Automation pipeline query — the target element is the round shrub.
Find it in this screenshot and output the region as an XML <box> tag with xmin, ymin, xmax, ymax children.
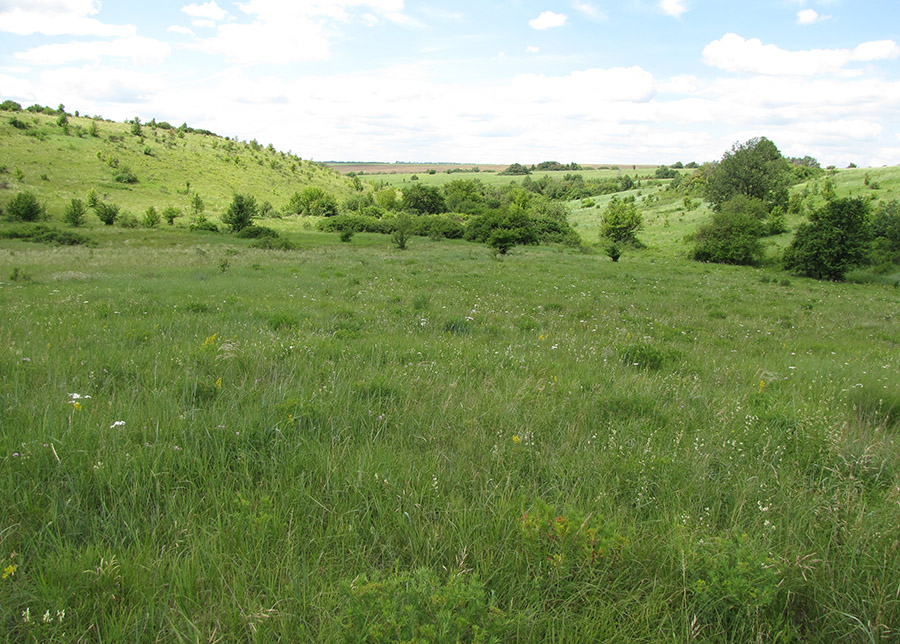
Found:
<box><xmin>5</xmin><ymin>191</ymin><xmax>43</xmax><ymax>222</ymax></box>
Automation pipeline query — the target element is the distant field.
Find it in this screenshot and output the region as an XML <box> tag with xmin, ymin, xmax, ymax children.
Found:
<box><xmin>326</xmin><ymin>162</ymin><xmax>660</xmax><ymax>175</ymax></box>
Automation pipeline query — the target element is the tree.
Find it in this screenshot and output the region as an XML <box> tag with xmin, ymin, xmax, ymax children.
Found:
<box><xmin>401</xmin><ymin>184</ymin><xmax>446</xmax><ymax>215</ymax></box>
<box><xmin>94</xmin><ymin>201</ymin><xmax>120</xmax><ymax>226</ymax></box>
<box><xmin>499</xmin><ymin>163</ymin><xmax>531</xmax><ymax>176</ymax></box>
<box><xmin>222</xmin><ymin>193</ymin><xmax>258</xmax><ymax>232</ymax></box>
<box><xmin>706</xmin><ymin>137</ymin><xmax>791</xmax><ymax>213</ymax></box>
<box><xmin>783</xmin><ymin>197</ymin><xmax>871</xmax><ymax>280</ymax></box>
<box><xmin>600</xmin><ymin>196</ymin><xmax>643</xmax><ymax>245</ymax></box>
<box><xmin>190</xmin><ymin>193</ymin><xmax>205</xmax><ymax>218</ymax></box>
<box><xmin>5</xmin><ymin>191</ymin><xmax>44</xmax><ymax>222</ymax></box>
<box><xmin>285</xmin><ymin>187</ymin><xmax>338</xmax><ymax>217</ymax></box>
<box><xmin>63</xmin><ymin>198</ymin><xmax>87</xmax><ymax>227</ymax></box>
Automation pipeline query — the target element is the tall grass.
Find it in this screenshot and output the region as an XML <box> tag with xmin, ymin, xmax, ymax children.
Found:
<box><xmin>1</xmin><ymin>232</ymin><xmax>898</xmax><ymax>642</ymax></box>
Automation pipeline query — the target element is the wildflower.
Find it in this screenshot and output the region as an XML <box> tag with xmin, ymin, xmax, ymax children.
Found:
<box><xmin>22</xmin><ymin>608</ymin><xmax>30</xmax><ymax>623</ymax></box>
<box><xmin>110</xmin><ymin>420</ymin><xmax>125</xmax><ymax>429</ymax></box>
<box><xmin>2</xmin><ymin>564</ymin><xmax>16</xmax><ymax>579</ymax></box>
<box><xmin>202</xmin><ymin>333</ymin><xmax>217</xmax><ymax>346</ymax></box>
<box><xmin>215</xmin><ymin>377</ymin><xmax>222</xmax><ymax>389</ymax></box>
<box><xmin>758</xmin><ymin>379</ymin><xmax>765</xmax><ymax>394</ymax></box>
<box><xmin>512</xmin><ymin>435</ymin><xmax>521</xmax><ymax>444</ymax></box>
<box><xmin>72</xmin><ymin>401</ymin><xmax>81</xmax><ymax>411</ymax></box>
<box><xmin>57</xmin><ymin>609</ymin><xmax>65</xmax><ymax>622</ymax></box>
<box><xmin>42</xmin><ymin>610</ymin><xmax>52</xmax><ymax>623</ymax></box>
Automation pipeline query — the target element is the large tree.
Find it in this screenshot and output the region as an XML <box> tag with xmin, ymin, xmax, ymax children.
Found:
<box><xmin>706</xmin><ymin>137</ymin><xmax>791</xmax><ymax>212</ymax></box>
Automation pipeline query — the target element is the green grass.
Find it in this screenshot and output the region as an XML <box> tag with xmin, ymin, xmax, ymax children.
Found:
<box><xmin>2</xmin><ymin>226</ymin><xmax>899</xmax><ymax>642</ymax></box>
<box><xmin>0</xmin><ymin>109</ymin><xmax>355</xmax><ymax>219</ymax></box>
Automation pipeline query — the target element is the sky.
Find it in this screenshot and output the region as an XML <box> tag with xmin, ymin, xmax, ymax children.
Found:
<box><xmin>1</xmin><ymin>1</ymin><xmax>899</xmax><ymax>166</ymax></box>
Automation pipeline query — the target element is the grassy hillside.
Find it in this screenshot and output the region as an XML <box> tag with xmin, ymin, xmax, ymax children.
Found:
<box><xmin>0</xmin><ymin>106</ymin><xmax>357</xmax><ymax>219</ymax></box>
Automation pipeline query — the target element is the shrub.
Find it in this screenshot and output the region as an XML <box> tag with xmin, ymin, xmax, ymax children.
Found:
<box><xmin>63</xmin><ymin>198</ymin><xmax>87</xmax><ymax>227</ymax></box>
<box><xmin>401</xmin><ymin>183</ymin><xmax>446</xmax><ymax>214</ymax></box>
<box><xmin>235</xmin><ymin>225</ymin><xmax>279</xmax><ymax>239</ymax></box>
<box><xmin>86</xmin><ymin>188</ymin><xmax>99</xmax><ymax>210</ymax></box>
<box><xmin>189</xmin><ymin>218</ymin><xmax>219</xmax><ymax>233</ymax></box>
<box><xmin>222</xmin><ymin>193</ymin><xmax>258</xmax><ymax>232</ymax></box>
<box><xmin>142</xmin><ymin>206</ymin><xmax>161</xmax><ymax>228</ymax></box>
<box><xmin>0</xmin><ymin>224</ymin><xmax>92</xmax><ymax>246</ymax></box>
<box><xmin>5</xmin><ymin>191</ymin><xmax>44</xmax><ymax>222</ymax></box>
<box><xmin>162</xmin><ymin>206</ymin><xmax>181</xmax><ymax>225</ymax></box>
<box><xmin>487</xmin><ymin>228</ymin><xmax>517</xmax><ymax>255</ymax></box>
<box><xmin>340</xmin><ymin>568</ymin><xmax>502</xmax><ymax>643</ymax></box>
<box><xmin>284</xmin><ymin>186</ymin><xmax>339</xmax><ymax>217</ymax></box>
<box><xmin>391</xmin><ymin>214</ymin><xmax>412</xmax><ymax>250</ymax></box>
<box><xmin>499</xmin><ymin>163</ymin><xmax>531</xmax><ymax>175</ymax></box>
<box><xmin>600</xmin><ymin>196</ymin><xmax>643</xmax><ymax>245</ymax></box>
<box><xmin>113</xmin><ymin>167</ymin><xmax>138</xmax><ymax>184</ymax></box>
<box><xmin>118</xmin><ymin>212</ymin><xmax>139</xmax><ymax>228</ymax></box>
<box><xmin>94</xmin><ymin>201</ymin><xmax>120</xmax><ymax>226</ymax></box>
<box><xmin>339</xmin><ymin>229</ymin><xmax>354</xmax><ymax>243</ymax></box>
<box><xmin>1</xmin><ymin>100</ymin><xmax>22</xmax><ymax>111</ymax></box>
<box><xmin>784</xmin><ymin>197</ymin><xmax>871</xmax><ymax>280</ymax></box>
<box><xmin>691</xmin><ymin>204</ymin><xmax>765</xmax><ymax>266</ymax></box>
<box><xmin>8</xmin><ymin>116</ymin><xmax>28</xmax><ymax>130</ymax></box>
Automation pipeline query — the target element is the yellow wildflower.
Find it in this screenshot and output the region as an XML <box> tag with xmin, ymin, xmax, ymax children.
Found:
<box><xmin>2</xmin><ymin>564</ymin><xmax>16</xmax><ymax>580</ymax></box>
<box><xmin>512</xmin><ymin>435</ymin><xmax>521</xmax><ymax>444</ymax></box>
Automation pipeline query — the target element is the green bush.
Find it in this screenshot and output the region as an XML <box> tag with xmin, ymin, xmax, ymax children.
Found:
<box><xmin>691</xmin><ymin>205</ymin><xmax>765</xmax><ymax>266</ymax></box>
<box><xmin>235</xmin><ymin>225</ymin><xmax>279</xmax><ymax>239</ymax></box>
<box><xmin>63</xmin><ymin>198</ymin><xmax>87</xmax><ymax>227</ymax></box>
<box><xmin>783</xmin><ymin>197</ymin><xmax>870</xmax><ymax>280</ymax></box>
<box><xmin>599</xmin><ymin>196</ymin><xmax>643</xmax><ymax>245</ymax></box>
<box><xmin>401</xmin><ymin>183</ymin><xmax>446</xmax><ymax>215</ymax></box>
<box><xmin>94</xmin><ymin>201</ymin><xmax>120</xmax><ymax>226</ymax></box>
<box><xmin>113</xmin><ymin>167</ymin><xmax>138</xmax><ymax>184</ymax></box>
<box><xmin>0</xmin><ymin>224</ymin><xmax>91</xmax><ymax>246</ymax></box>
<box><xmin>285</xmin><ymin>186</ymin><xmax>339</xmax><ymax>217</ymax></box>
<box><xmin>5</xmin><ymin>191</ymin><xmax>44</xmax><ymax>222</ymax></box>
<box><xmin>142</xmin><ymin>206</ymin><xmax>161</xmax><ymax>228</ymax></box>
<box><xmin>162</xmin><ymin>206</ymin><xmax>181</xmax><ymax>225</ymax></box>
<box><xmin>222</xmin><ymin>193</ymin><xmax>258</xmax><ymax>232</ymax></box>
<box><xmin>339</xmin><ymin>568</ymin><xmax>503</xmax><ymax>643</ymax></box>
<box><xmin>118</xmin><ymin>212</ymin><xmax>139</xmax><ymax>228</ymax></box>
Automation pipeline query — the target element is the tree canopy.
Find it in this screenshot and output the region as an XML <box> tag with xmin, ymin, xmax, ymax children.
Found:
<box><xmin>783</xmin><ymin>197</ymin><xmax>871</xmax><ymax>281</ymax></box>
<box><xmin>706</xmin><ymin>137</ymin><xmax>791</xmax><ymax>213</ymax></box>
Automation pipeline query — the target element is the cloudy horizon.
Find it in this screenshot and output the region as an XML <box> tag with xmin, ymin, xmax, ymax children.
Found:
<box><xmin>1</xmin><ymin>0</ymin><xmax>898</xmax><ymax>167</ymax></box>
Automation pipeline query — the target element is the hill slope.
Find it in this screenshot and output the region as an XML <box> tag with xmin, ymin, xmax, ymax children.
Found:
<box><xmin>0</xmin><ymin>105</ymin><xmax>357</xmax><ymax>219</ymax></box>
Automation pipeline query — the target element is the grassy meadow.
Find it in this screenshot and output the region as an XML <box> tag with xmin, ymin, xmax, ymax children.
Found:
<box><xmin>2</xmin><ymin>227</ymin><xmax>900</xmax><ymax>642</ymax></box>
<box><xmin>3</xmin><ymin>104</ymin><xmax>900</xmax><ymax>641</ymax></box>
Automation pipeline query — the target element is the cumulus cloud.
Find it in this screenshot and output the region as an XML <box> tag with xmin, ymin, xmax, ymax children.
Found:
<box><xmin>15</xmin><ymin>36</ymin><xmax>171</xmax><ymax>65</ymax></box>
<box><xmin>0</xmin><ymin>0</ymin><xmax>135</xmax><ymax>37</ymax></box>
<box><xmin>529</xmin><ymin>11</ymin><xmax>568</xmax><ymax>30</ymax></box>
<box><xmin>573</xmin><ymin>2</ymin><xmax>608</xmax><ymax>21</ymax></box>
<box><xmin>659</xmin><ymin>0</ymin><xmax>688</xmax><ymax>18</ymax></box>
<box><xmin>796</xmin><ymin>9</ymin><xmax>831</xmax><ymax>25</ymax></box>
<box><xmin>185</xmin><ymin>0</ymin><xmax>411</xmax><ymax>65</ymax></box>
<box><xmin>182</xmin><ymin>1</ymin><xmax>229</xmax><ymax>21</ymax></box>
<box><xmin>703</xmin><ymin>33</ymin><xmax>900</xmax><ymax>76</ymax></box>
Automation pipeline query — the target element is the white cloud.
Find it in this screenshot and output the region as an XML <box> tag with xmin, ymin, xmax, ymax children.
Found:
<box><xmin>167</xmin><ymin>25</ymin><xmax>195</xmax><ymax>36</ymax></box>
<box><xmin>529</xmin><ymin>11</ymin><xmax>568</xmax><ymax>30</ymax></box>
<box><xmin>703</xmin><ymin>33</ymin><xmax>900</xmax><ymax>76</ymax></box>
<box><xmin>182</xmin><ymin>1</ymin><xmax>229</xmax><ymax>21</ymax></box>
<box><xmin>185</xmin><ymin>0</ymin><xmax>411</xmax><ymax>65</ymax></box>
<box><xmin>15</xmin><ymin>36</ymin><xmax>171</xmax><ymax>65</ymax></box>
<box><xmin>526</xmin><ymin>46</ymin><xmax>540</xmax><ymax>53</ymax></box>
<box><xmin>573</xmin><ymin>2</ymin><xmax>607</xmax><ymax>21</ymax></box>
<box><xmin>659</xmin><ymin>0</ymin><xmax>688</xmax><ymax>18</ymax></box>
<box><xmin>0</xmin><ymin>3</ymin><xmax>135</xmax><ymax>37</ymax></box>
<box><xmin>796</xmin><ymin>9</ymin><xmax>831</xmax><ymax>25</ymax></box>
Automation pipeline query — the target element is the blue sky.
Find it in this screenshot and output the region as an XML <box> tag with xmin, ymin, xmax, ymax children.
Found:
<box><xmin>1</xmin><ymin>0</ymin><xmax>899</xmax><ymax>166</ymax></box>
